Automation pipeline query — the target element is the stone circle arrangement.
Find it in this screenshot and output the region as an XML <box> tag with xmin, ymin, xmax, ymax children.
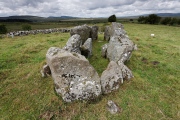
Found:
<box><xmin>41</xmin><ymin>22</ymin><xmax>137</xmax><ymax>102</ymax></box>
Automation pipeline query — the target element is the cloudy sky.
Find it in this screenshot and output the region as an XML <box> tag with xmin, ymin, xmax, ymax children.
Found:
<box><xmin>0</xmin><ymin>0</ymin><xmax>179</xmax><ymax>17</ymax></box>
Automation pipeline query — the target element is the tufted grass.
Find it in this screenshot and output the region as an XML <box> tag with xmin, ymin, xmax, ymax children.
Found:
<box><xmin>0</xmin><ymin>23</ymin><xmax>180</xmax><ymax>120</ymax></box>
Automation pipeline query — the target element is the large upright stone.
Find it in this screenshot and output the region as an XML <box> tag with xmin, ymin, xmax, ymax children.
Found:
<box><xmin>104</xmin><ymin>26</ymin><xmax>111</xmax><ymax>41</ymax></box>
<box><xmin>101</xmin><ymin>43</ymin><xmax>108</xmax><ymax>58</ymax></box>
<box><xmin>63</xmin><ymin>34</ymin><xmax>82</xmax><ymax>54</ymax></box>
<box><xmin>101</xmin><ymin>61</ymin><xmax>123</xmax><ymax>94</ymax></box>
<box><xmin>46</xmin><ymin>47</ymin><xmax>101</xmax><ymax>102</ymax></box>
<box><xmin>118</xmin><ymin>61</ymin><xmax>134</xmax><ymax>80</ymax></box>
<box><xmin>91</xmin><ymin>26</ymin><xmax>98</xmax><ymax>40</ymax></box>
<box><xmin>111</xmin><ymin>22</ymin><xmax>126</xmax><ymax>37</ymax></box>
<box><xmin>70</xmin><ymin>25</ymin><xmax>92</xmax><ymax>44</ymax></box>
<box><xmin>106</xmin><ymin>36</ymin><xmax>126</xmax><ymax>62</ymax></box>
<box><xmin>81</xmin><ymin>38</ymin><xmax>92</xmax><ymax>58</ymax></box>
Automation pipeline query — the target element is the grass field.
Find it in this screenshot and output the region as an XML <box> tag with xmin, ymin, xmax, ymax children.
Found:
<box><xmin>0</xmin><ymin>23</ymin><xmax>179</xmax><ymax>120</ymax></box>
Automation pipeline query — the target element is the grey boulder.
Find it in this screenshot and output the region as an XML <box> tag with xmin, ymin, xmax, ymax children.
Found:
<box><xmin>81</xmin><ymin>38</ymin><xmax>92</xmax><ymax>58</ymax></box>
<box><xmin>107</xmin><ymin>100</ymin><xmax>122</xmax><ymax>114</ymax></box>
<box><xmin>46</xmin><ymin>47</ymin><xmax>101</xmax><ymax>102</ymax></box>
<box><xmin>91</xmin><ymin>26</ymin><xmax>99</xmax><ymax>40</ymax></box>
<box><xmin>63</xmin><ymin>34</ymin><xmax>82</xmax><ymax>54</ymax></box>
<box><xmin>101</xmin><ymin>61</ymin><xmax>123</xmax><ymax>94</ymax></box>
<box><xmin>70</xmin><ymin>25</ymin><xmax>92</xmax><ymax>44</ymax></box>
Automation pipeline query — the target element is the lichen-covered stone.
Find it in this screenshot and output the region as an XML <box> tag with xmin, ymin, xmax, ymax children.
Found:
<box><xmin>107</xmin><ymin>100</ymin><xmax>122</xmax><ymax>114</ymax></box>
<box><xmin>101</xmin><ymin>43</ymin><xmax>108</xmax><ymax>58</ymax></box>
<box><xmin>118</xmin><ymin>61</ymin><xmax>134</xmax><ymax>80</ymax></box>
<box><xmin>104</xmin><ymin>26</ymin><xmax>111</xmax><ymax>41</ymax></box>
<box><xmin>70</xmin><ymin>25</ymin><xmax>92</xmax><ymax>44</ymax></box>
<box><xmin>101</xmin><ymin>61</ymin><xmax>123</xmax><ymax>94</ymax></box>
<box><xmin>63</xmin><ymin>34</ymin><xmax>82</xmax><ymax>54</ymax></box>
<box><xmin>91</xmin><ymin>26</ymin><xmax>99</xmax><ymax>40</ymax></box>
<box><xmin>46</xmin><ymin>47</ymin><xmax>101</xmax><ymax>102</ymax></box>
<box><xmin>81</xmin><ymin>38</ymin><xmax>92</xmax><ymax>58</ymax></box>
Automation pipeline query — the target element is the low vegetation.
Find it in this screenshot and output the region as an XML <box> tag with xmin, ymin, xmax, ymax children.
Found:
<box><xmin>138</xmin><ymin>14</ymin><xmax>180</xmax><ymax>26</ymax></box>
<box><xmin>22</xmin><ymin>24</ymin><xmax>32</xmax><ymax>31</ymax></box>
<box><xmin>0</xmin><ymin>24</ymin><xmax>7</xmax><ymax>34</ymax></box>
<box><xmin>0</xmin><ymin>23</ymin><xmax>179</xmax><ymax>119</ymax></box>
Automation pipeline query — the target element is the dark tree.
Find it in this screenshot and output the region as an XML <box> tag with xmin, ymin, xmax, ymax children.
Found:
<box><xmin>138</xmin><ymin>16</ymin><xmax>145</xmax><ymax>23</ymax></box>
<box><xmin>138</xmin><ymin>16</ymin><xmax>149</xmax><ymax>24</ymax></box>
<box><xmin>178</xmin><ymin>19</ymin><xmax>180</xmax><ymax>25</ymax></box>
<box><xmin>148</xmin><ymin>14</ymin><xmax>161</xmax><ymax>24</ymax></box>
<box><xmin>0</xmin><ymin>25</ymin><xmax>7</xmax><ymax>34</ymax></box>
<box><xmin>169</xmin><ymin>18</ymin><xmax>178</xmax><ymax>25</ymax></box>
<box><xmin>108</xmin><ymin>14</ymin><xmax>116</xmax><ymax>22</ymax></box>
<box><xmin>161</xmin><ymin>17</ymin><xmax>172</xmax><ymax>25</ymax></box>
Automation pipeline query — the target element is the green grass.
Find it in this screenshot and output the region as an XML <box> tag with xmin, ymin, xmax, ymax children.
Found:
<box><xmin>0</xmin><ymin>23</ymin><xmax>180</xmax><ymax>120</ymax></box>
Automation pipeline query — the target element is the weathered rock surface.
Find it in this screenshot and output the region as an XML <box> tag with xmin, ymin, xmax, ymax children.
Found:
<box><xmin>91</xmin><ymin>26</ymin><xmax>99</xmax><ymax>40</ymax></box>
<box><xmin>63</xmin><ymin>34</ymin><xmax>82</xmax><ymax>54</ymax></box>
<box><xmin>101</xmin><ymin>43</ymin><xmax>108</xmax><ymax>58</ymax></box>
<box><xmin>46</xmin><ymin>47</ymin><xmax>101</xmax><ymax>102</ymax></box>
<box><xmin>70</xmin><ymin>25</ymin><xmax>92</xmax><ymax>44</ymax></box>
<box><xmin>101</xmin><ymin>22</ymin><xmax>135</xmax><ymax>93</ymax></box>
<box><xmin>104</xmin><ymin>24</ymin><xmax>134</xmax><ymax>63</ymax></box>
<box><xmin>118</xmin><ymin>61</ymin><xmax>134</xmax><ymax>80</ymax></box>
<box><xmin>81</xmin><ymin>38</ymin><xmax>92</xmax><ymax>58</ymax></box>
<box><xmin>104</xmin><ymin>26</ymin><xmax>111</xmax><ymax>41</ymax></box>
<box><xmin>107</xmin><ymin>100</ymin><xmax>122</xmax><ymax>114</ymax></box>
<box><xmin>101</xmin><ymin>61</ymin><xmax>123</xmax><ymax>94</ymax></box>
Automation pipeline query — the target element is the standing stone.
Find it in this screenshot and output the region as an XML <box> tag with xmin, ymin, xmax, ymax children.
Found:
<box><xmin>70</xmin><ymin>25</ymin><xmax>92</xmax><ymax>44</ymax></box>
<box><xmin>106</xmin><ymin>36</ymin><xmax>127</xmax><ymax>62</ymax></box>
<box><xmin>101</xmin><ymin>61</ymin><xmax>123</xmax><ymax>94</ymax></box>
<box><xmin>111</xmin><ymin>22</ymin><xmax>126</xmax><ymax>37</ymax></box>
<box><xmin>91</xmin><ymin>26</ymin><xmax>99</xmax><ymax>40</ymax></box>
<box><xmin>101</xmin><ymin>43</ymin><xmax>108</xmax><ymax>58</ymax></box>
<box><xmin>46</xmin><ymin>47</ymin><xmax>101</xmax><ymax>102</ymax></box>
<box><xmin>63</xmin><ymin>34</ymin><xmax>82</xmax><ymax>54</ymax></box>
<box><xmin>81</xmin><ymin>38</ymin><xmax>92</xmax><ymax>58</ymax></box>
<box><xmin>106</xmin><ymin>31</ymin><xmax>134</xmax><ymax>63</ymax></box>
<box><xmin>104</xmin><ymin>26</ymin><xmax>111</xmax><ymax>41</ymax></box>
<box><xmin>118</xmin><ymin>61</ymin><xmax>134</xmax><ymax>80</ymax></box>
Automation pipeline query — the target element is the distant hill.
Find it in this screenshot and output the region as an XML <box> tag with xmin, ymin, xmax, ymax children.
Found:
<box><xmin>0</xmin><ymin>13</ymin><xmax>179</xmax><ymax>22</ymax></box>
<box><xmin>0</xmin><ymin>15</ymin><xmax>79</xmax><ymax>22</ymax></box>
<box><xmin>48</xmin><ymin>16</ymin><xmax>78</xmax><ymax>19</ymax></box>
<box><xmin>156</xmin><ymin>13</ymin><xmax>180</xmax><ymax>17</ymax></box>
<box><xmin>0</xmin><ymin>15</ymin><xmax>46</xmax><ymax>22</ymax></box>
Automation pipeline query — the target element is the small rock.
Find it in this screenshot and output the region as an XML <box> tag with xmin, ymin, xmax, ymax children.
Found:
<box><xmin>134</xmin><ymin>44</ymin><xmax>138</xmax><ymax>50</ymax></box>
<box><xmin>107</xmin><ymin>100</ymin><xmax>122</xmax><ymax>114</ymax></box>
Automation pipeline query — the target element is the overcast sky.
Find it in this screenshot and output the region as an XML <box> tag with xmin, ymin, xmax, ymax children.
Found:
<box><xmin>0</xmin><ymin>0</ymin><xmax>179</xmax><ymax>17</ymax></box>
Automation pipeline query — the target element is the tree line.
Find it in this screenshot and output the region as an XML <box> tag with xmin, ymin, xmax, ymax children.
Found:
<box><xmin>138</xmin><ymin>14</ymin><xmax>180</xmax><ymax>25</ymax></box>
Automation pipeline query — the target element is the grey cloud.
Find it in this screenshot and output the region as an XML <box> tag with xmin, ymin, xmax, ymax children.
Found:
<box><xmin>0</xmin><ymin>0</ymin><xmax>179</xmax><ymax>17</ymax></box>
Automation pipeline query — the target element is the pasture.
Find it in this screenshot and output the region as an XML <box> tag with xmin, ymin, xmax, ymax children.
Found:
<box><xmin>0</xmin><ymin>23</ymin><xmax>179</xmax><ymax>119</ymax></box>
